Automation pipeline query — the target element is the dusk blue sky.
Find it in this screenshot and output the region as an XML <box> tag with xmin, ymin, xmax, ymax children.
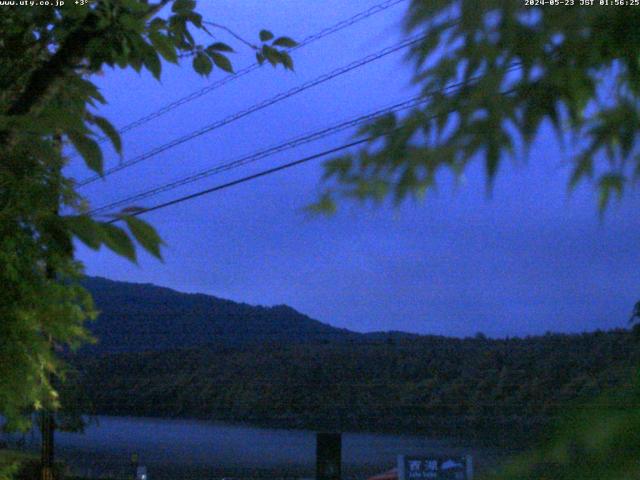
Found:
<box><xmin>72</xmin><ymin>0</ymin><xmax>640</xmax><ymax>338</ymax></box>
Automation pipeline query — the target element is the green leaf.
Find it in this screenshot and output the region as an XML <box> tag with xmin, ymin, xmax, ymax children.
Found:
<box><xmin>259</xmin><ymin>29</ymin><xmax>274</xmax><ymax>42</ymax></box>
<box><xmin>122</xmin><ymin>215</ymin><xmax>164</xmax><ymax>260</ymax></box>
<box><xmin>140</xmin><ymin>41</ymin><xmax>162</xmax><ymax>79</ymax></box>
<box><xmin>261</xmin><ymin>45</ymin><xmax>281</xmax><ymax>66</ymax></box>
<box><xmin>67</xmin><ymin>131</ymin><xmax>103</xmax><ymax>174</ymax></box>
<box><xmin>149</xmin><ymin>17</ymin><xmax>165</xmax><ymax>30</ymax></box>
<box><xmin>92</xmin><ymin>116</ymin><xmax>122</xmax><ymax>154</ymax></box>
<box><xmin>172</xmin><ymin>0</ymin><xmax>195</xmax><ymax>13</ymax></box>
<box><xmin>130</xmin><ymin>55</ymin><xmax>143</xmax><ymax>72</ymax></box>
<box><xmin>99</xmin><ymin>223</ymin><xmax>136</xmax><ymax>262</ymax></box>
<box><xmin>280</xmin><ymin>52</ymin><xmax>294</xmax><ymax>71</ymax></box>
<box><xmin>206</xmin><ymin>42</ymin><xmax>234</xmax><ymax>53</ymax></box>
<box><xmin>24</xmin><ymin>106</ymin><xmax>76</xmax><ymax>134</ymax></box>
<box><xmin>486</xmin><ymin>142</ymin><xmax>499</xmax><ymax>179</ymax></box>
<box><xmin>210</xmin><ymin>52</ymin><xmax>233</xmax><ymax>73</ymax></box>
<box><xmin>68</xmin><ymin>77</ymin><xmax>106</xmax><ymax>105</ymax></box>
<box><xmin>118</xmin><ymin>13</ymin><xmax>140</xmax><ymax>32</ymax></box>
<box><xmin>64</xmin><ymin>215</ymin><xmax>102</xmax><ymax>250</ymax></box>
<box><xmin>149</xmin><ymin>31</ymin><xmax>178</xmax><ymax>63</ymax></box>
<box><xmin>323</xmin><ymin>156</ymin><xmax>352</xmax><ymax>180</ymax></box>
<box><xmin>306</xmin><ymin>193</ymin><xmax>337</xmax><ymax>215</ymax></box>
<box><xmin>272</xmin><ymin>36</ymin><xmax>298</xmax><ymax>48</ymax></box>
<box><xmin>168</xmin><ymin>15</ymin><xmax>187</xmax><ymax>36</ymax></box>
<box><xmin>569</xmin><ymin>155</ymin><xmax>593</xmax><ymax>190</ymax></box>
<box><xmin>120</xmin><ymin>0</ymin><xmax>148</xmax><ymax>13</ymax></box>
<box><xmin>598</xmin><ymin>173</ymin><xmax>625</xmax><ymax>212</ymax></box>
<box><xmin>183</xmin><ymin>11</ymin><xmax>203</xmax><ymax>28</ymax></box>
<box><xmin>193</xmin><ymin>52</ymin><xmax>213</xmax><ymax>75</ymax></box>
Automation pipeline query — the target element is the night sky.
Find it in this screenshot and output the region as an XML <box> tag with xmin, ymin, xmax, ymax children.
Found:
<box><xmin>73</xmin><ymin>0</ymin><xmax>640</xmax><ymax>338</ymax></box>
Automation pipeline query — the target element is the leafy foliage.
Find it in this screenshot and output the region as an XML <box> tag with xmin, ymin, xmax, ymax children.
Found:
<box><xmin>317</xmin><ymin>1</ymin><xmax>640</xmax><ymax>212</ymax></box>
<box><xmin>0</xmin><ymin>451</ymin><xmax>39</xmax><ymax>480</ymax></box>
<box><xmin>0</xmin><ymin>0</ymin><xmax>295</xmax><ymax>430</ymax></box>
<box><xmin>308</xmin><ymin>3</ymin><xmax>640</xmax><ymax>476</ymax></box>
<box><xmin>482</xmin><ymin>371</ymin><xmax>640</xmax><ymax>479</ymax></box>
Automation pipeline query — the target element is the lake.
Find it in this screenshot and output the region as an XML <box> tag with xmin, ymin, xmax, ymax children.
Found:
<box><xmin>8</xmin><ymin>416</ymin><xmax>495</xmax><ymax>479</ymax></box>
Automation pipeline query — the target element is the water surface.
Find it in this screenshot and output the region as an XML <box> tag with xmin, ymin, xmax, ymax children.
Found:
<box><xmin>10</xmin><ymin>416</ymin><xmax>490</xmax><ymax>479</ymax></box>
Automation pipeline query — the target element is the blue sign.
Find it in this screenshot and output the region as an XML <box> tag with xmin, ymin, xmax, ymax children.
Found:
<box><xmin>398</xmin><ymin>455</ymin><xmax>472</xmax><ymax>480</ymax></box>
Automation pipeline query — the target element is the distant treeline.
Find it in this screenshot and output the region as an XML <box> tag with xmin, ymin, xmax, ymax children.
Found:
<box><xmin>73</xmin><ymin>329</ymin><xmax>640</xmax><ymax>446</ymax></box>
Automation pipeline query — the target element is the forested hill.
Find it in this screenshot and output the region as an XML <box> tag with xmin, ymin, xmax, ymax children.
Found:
<box><xmin>77</xmin><ymin>328</ymin><xmax>640</xmax><ymax>445</ymax></box>
<box><xmin>75</xmin><ymin>278</ymin><xmax>640</xmax><ymax>444</ymax></box>
<box><xmin>82</xmin><ymin>276</ymin><xmax>358</xmax><ymax>353</ymax></box>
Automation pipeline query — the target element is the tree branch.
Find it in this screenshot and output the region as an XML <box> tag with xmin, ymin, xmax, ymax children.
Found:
<box><xmin>203</xmin><ymin>21</ymin><xmax>257</xmax><ymax>50</ymax></box>
<box><xmin>145</xmin><ymin>0</ymin><xmax>172</xmax><ymax>20</ymax></box>
<box><xmin>6</xmin><ymin>0</ymin><xmax>170</xmax><ymax>119</ymax></box>
<box><xmin>6</xmin><ymin>13</ymin><xmax>99</xmax><ymax>118</ymax></box>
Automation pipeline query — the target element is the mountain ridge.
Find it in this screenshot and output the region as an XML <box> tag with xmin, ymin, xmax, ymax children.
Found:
<box><xmin>82</xmin><ymin>276</ymin><xmax>360</xmax><ymax>353</ymax></box>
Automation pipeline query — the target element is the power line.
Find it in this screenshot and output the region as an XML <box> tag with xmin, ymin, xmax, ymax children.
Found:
<box><xmin>105</xmin><ymin>137</ymin><xmax>373</xmax><ymax>223</ymax></box>
<box><xmin>78</xmin><ymin>33</ymin><xmax>425</xmax><ymax>188</ymax></box>
<box><xmin>90</xmin><ymin>96</ymin><xmax>439</xmax><ymax>215</ymax></box>
<box><xmin>90</xmin><ymin>96</ymin><xmax>424</xmax><ymax>215</ymax></box>
<box><xmin>91</xmin><ymin>62</ymin><xmax>524</xmax><ymax>216</ymax></box>
<box><xmin>106</xmin><ymin>0</ymin><xmax>409</xmax><ymax>138</ymax></box>
<box><xmin>103</xmin><ymin>65</ymin><xmax>524</xmax><ymax>223</ymax></box>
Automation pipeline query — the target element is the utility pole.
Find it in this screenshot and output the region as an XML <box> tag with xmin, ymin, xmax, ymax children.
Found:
<box><xmin>40</xmin><ymin>407</ymin><xmax>55</xmax><ymax>480</ymax></box>
<box><xmin>316</xmin><ymin>432</ymin><xmax>342</xmax><ymax>480</ymax></box>
<box><xmin>41</xmin><ymin>133</ymin><xmax>61</xmax><ymax>480</ymax></box>
<box><xmin>40</xmin><ymin>251</ymin><xmax>57</xmax><ymax>480</ymax></box>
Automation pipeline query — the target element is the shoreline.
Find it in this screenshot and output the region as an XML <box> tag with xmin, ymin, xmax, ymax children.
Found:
<box><xmin>5</xmin><ymin>414</ymin><xmax>515</xmax><ymax>480</ymax></box>
<box><xmin>80</xmin><ymin>409</ymin><xmax>549</xmax><ymax>449</ymax></box>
